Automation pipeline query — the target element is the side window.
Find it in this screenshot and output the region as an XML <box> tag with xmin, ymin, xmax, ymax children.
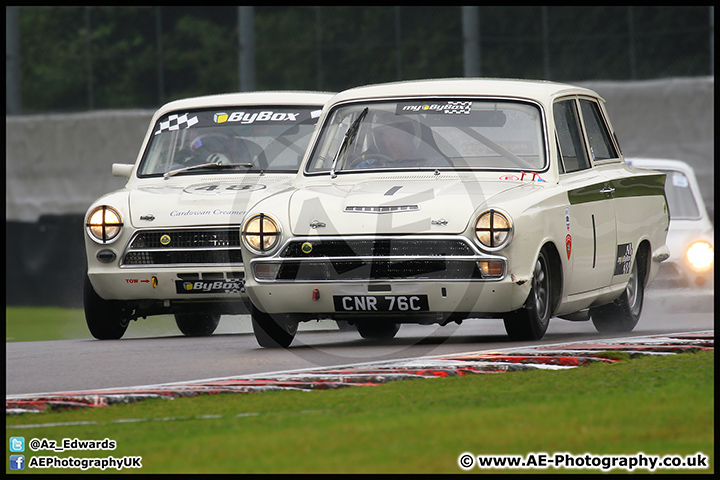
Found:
<box><xmin>553</xmin><ymin>99</ymin><xmax>590</xmax><ymax>173</ymax></box>
<box><xmin>579</xmin><ymin>99</ymin><xmax>618</xmax><ymax>161</ymax></box>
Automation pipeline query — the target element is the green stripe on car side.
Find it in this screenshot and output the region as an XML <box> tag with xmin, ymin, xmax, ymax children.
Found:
<box><xmin>567</xmin><ymin>183</ymin><xmax>607</xmax><ymax>205</ymax></box>
<box><xmin>609</xmin><ymin>174</ymin><xmax>666</xmax><ymax>199</ymax></box>
<box><xmin>567</xmin><ymin>174</ymin><xmax>666</xmax><ymax>205</ymax></box>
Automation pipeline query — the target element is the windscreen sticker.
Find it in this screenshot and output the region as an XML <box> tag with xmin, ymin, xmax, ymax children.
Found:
<box><xmin>214</xmin><ymin>111</ymin><xmax>301</xmax><ymax>124</ymax></box>
<box><xmin>154</xmin><ymin>113</ymin><xmax>199</xmax><ymax>135</ymax></box>
<box><xmin>397</xmin><ymin>101</ymin><xmax>473</xmax><ymax>115</ymax></box>
<box><xmin>154</xmin><ymin>108</ymin><xmax>316</xmax><ymax>135</ymax></box>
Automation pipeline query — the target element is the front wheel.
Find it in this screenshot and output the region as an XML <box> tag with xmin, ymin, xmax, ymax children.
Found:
<box><xmin>591</xmin><ymin>256</ymin><xmax>644</xmax><ymax>333</ymax></box>
<box><xmin>251</xmin><ymin>306</ymin><xmax>298</xmax><ymax>348</ymax></box>
<box><xmin>84</xmin><ymin>275</ymin><xmax>130</xmax><ymax>340</ymax></box>
<box><xmin>175</xmin><ymin>313</ymin><xmax>220</xmax><ymax>336</ymax></box>
<box><xmin>503</xmin><ymin>250</ymin><xmax>553</xmax><ymax>341</ymax></box>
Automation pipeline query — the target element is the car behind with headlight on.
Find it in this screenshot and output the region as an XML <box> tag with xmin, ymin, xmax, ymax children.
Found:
<box><xmin>240</xmin><ymin>78</ymin><xmax>670</xmax><ymax>348</ymax></box>
<box><xmin>84</xmin><ymin>91</ymin><xmax>333</xmax><ymax>339</ymax></box>
<box><xmin>625</xmin><ymin>158</ymin><xmax>713</xmax><ymax>289</ymax></box>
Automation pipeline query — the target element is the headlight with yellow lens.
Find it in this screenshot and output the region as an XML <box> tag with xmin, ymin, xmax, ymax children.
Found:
<box><xmin>242</xmin><ymin>213</ymin><xmax>281</xmax><ymax>254</ymax></box>
<box><xmin>86</xmin><ymin>205</ymin><xmax>124</xmax><ymax>244</ymax></box>
<box><xmin>474</xmin><ymin>209</ymin><xmax>513</xmax><ymax>250</ymax></box>
<box><xmin>686</xmin><ymin>241</ymin><xmax>713</xmax><ymax>270</ymax></box>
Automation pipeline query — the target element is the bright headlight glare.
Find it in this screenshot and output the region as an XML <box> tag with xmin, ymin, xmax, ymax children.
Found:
<box><xmin>86</xmin><ymin>206</ymin><xmax>123</xmax><ymax>243</ymax></box>
<box><xmin>474</xmin><ymin>209</ymin><xmax>512</xmax><ymax>250</ymax></box>
<box><xmin>686</xmin><ymin>241</ymin><xmax>713</xmax><ymax>270</ymax></box>
<box><xmin>242</xmin><ymin>213</ymin><xmax>281</xmax><ymax>253</ymax></box>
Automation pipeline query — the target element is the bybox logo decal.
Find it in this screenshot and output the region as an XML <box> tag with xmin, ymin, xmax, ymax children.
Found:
<box><xmin>213</xmin><ymin>111</ymin><xmax>301</xmax><ymax>124</ymax></box>
<box><xmin>400</xmin><ymin>101</ymin><xmax>473</xmax><ymax>115</ymax></box>
<box><xmin>175</xmin><ymin>278</ymin><xmax>244</xmax><ymax>294</ymax></box>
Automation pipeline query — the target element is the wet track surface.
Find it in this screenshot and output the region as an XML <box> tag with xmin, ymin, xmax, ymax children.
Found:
<box><xmin>5</xmin><ymin>287</ymin><xmax>713</xmax><ymax>413</ymax></box>
<box><xmin>6</xmin><ymin>331</ymin><xmax>713</xmax><ymax>414</ymax></box>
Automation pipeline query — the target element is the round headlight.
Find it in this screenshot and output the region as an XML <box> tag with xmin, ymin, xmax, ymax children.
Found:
<box><xmin>474</xmin><ymin>209</ymin><xmax>513</xmax><ymax>250</ymax></box>
<box><xmin>242</xmin><ymin>213</ymin><xmax>281</xmax><ymax>254</ymax></box>
<box><xmin>686</xmin><ymin>241</ymin><xmax>713</xmax><ymax>270</ymax></box>
<box><xmin>86</xmin><ymin>205</ymin><xmax>124</xmax><ymax>244</ymax></box>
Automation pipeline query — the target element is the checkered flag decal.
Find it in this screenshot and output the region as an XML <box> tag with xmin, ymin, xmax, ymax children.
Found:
<box><xmin>444</xmin><ymin>101</ymin><xmax>472</xmax><ymax>115</ymax></box>
<box><xmin>154</xmin><ymin>113</ymin><xmax>199</xmax><ymax>135</ymax></box>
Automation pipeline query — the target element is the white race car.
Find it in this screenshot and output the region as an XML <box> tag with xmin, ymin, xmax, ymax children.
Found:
<box><xmin>240</xmin><ymin>79</ymin><xmax>670</xmax><ymax>348</ymax></box>
<box><xmin>626</xmin><ymin>158</ymin><xmax>713</xmax><ymax>289</ymax></box>
<box><xmin>84</xmin><ymin>91</ymin><xmax>333</xmax><ymax>339</ymax></box>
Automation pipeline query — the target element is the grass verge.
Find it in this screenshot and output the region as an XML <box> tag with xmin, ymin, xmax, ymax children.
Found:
<box><xmin>5</xmin><ymin>306</ymin><xmax>181</xmax><ymax>342</ymax></box>
<box><xmin>6</xmin><ymin>349</ymin><xmax>714</xmax><ymax>474</ymax></box>
<box><xmin>5</xmin><ymin>307</ymin><xmax>90</xmax><ymax>342</ymax></box>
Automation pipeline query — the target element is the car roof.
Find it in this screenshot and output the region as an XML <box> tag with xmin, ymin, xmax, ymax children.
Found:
<box><xmin>325</xmin><ymin>78</ymin><xmax>602</xmax><ymax>106</ymax></box>
<box><xmin>156</xmin><ymin>91</ymin><xmax>335</xmax><ymax>117</ymax></box>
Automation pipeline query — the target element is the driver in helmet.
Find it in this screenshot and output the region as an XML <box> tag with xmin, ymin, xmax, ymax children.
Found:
<box><xmin>352</xmin><ymin>121</ymin><xmax>451</xmax><ymax>170</ymax></box>
<box><xmin>352</xmin><ymin>122</ymin><xmax>416</xmax><ymax>169</ymax></box>
<box><xmin>175</xmin><ymin>131</ymin><xmax>253</xmax><ymax>166</ymax></box>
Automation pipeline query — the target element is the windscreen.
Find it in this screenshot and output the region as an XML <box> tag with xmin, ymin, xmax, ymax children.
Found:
<box><xmin>138</xmin><ymin>106</ymin><xmax>322</xmax><ymax>177</ymax></box>
<box><xmin>306</xmin><ymin>99</ymin><xmax>546</xmax><ymax>174</ymax></box>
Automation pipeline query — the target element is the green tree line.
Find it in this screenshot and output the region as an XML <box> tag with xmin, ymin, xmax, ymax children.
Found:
<box><xmin>14</xmin><ymin>6</ymin><xmax>713</xmax><ymax>113</ymax></box>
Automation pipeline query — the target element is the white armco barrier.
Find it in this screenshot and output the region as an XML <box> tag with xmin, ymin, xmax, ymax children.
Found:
<box><xmin>6</xmin><ymin>109</ymin><xmax>153</xmax><ymax>222</ymax></box>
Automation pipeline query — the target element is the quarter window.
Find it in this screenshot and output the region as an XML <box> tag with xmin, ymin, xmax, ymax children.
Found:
<box><xmin>554</xmin><ymin>99</ymin><xmax>590</xmax><ymax>173</ymax></box>
<box><xmin>579</xmin><ymin>99</ymin><xmax>618</xmax><ymax>161</ymax></box>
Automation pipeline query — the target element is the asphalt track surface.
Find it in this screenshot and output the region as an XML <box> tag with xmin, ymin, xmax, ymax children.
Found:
<box><xmin>6</xmin><ymin>287</ymin><xmax>713</xmax><ymax>411</ymax></box>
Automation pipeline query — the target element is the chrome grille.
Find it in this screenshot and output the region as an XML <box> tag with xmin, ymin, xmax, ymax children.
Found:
<box><xmin>274</xmin><ymin>259</ymin><xmax>485</xmax><ymax>281</ymax></box>
<box><xmin>121</xmin><ymin>228</ymin><xmax>243</xmax><ymax>267</ymax></box>
<box><xmin>255</xmin><ymin>236</ymin><xmax>504</xmax><ymax>282</ymax></box>
<box><xmin>280</xmin><ymin>238</ymin><xmax>475</xmax><ymax>258</ymax></box>
<box><xmin>130</xmin><ymin>229</ymin><xmax>241</xmax><ymax>249</ymax></box>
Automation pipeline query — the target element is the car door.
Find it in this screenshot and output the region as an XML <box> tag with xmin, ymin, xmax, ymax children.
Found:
<box><xmin>554</xmin><ymin>97</ymin><xmax>617</xmax><ymax>295</ymax></box>
<box><xmin>578</xmin><ymin>97</ymin><xmax>667</xmax><ymax>287</ymax></box>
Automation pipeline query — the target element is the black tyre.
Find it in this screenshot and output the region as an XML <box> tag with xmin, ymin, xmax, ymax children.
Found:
<box><xmin>84</xmin><ymin>275</ymin><xmax>130</xmax><ymax>340</ymax></box>
<box><xmin>251</xmin><ymin>306</ymin><xmax>298</xmax><ymax>348</ymax></box>
<box><xmin>175</xmin><ymin>313</ymin><xmax>220</xmax><ymax>336</ymax></box>
<box><xmin>356</xmin><ymin>321</ymin><xmax>400</xmax><ymax>340</ymax></box>
<box><xmin>503</xmin><ymin>249</ymin><xmax>553</xmax><ymax>341</ymax></box>
<box><xmin>591</xmin><ymin>255</ymin><xmax>644</xmax><ymax>333</ymax></box>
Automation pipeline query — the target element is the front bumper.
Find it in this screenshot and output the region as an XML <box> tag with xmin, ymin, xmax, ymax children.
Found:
<box><xmin>246</xmin><ymin>277</ymin><xmax>528</xmax><ymax>320</ymax></box>
<box><xmin>244</xmin><ymin>235</ymin><xmax>529</xmax><ymax>319</ymax></box>
<box><xmin>87</xmin><ymin>225</ymin><xmax>249</xmax><ymax>301</ymax></box>
<box><xmin>87</xmin><ymin>266</ymin><xmax>246</xmax><ymax>301</ymax></box>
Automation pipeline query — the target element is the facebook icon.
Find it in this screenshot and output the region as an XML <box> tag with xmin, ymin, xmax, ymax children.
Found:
<box><xmin>10</xmin><ymin>455</ymin><xmax>25</xmax><ymax>470</ymax></box>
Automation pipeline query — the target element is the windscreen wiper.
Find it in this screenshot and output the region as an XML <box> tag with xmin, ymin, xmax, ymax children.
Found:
<box><xmin>330</xmin><ymin>107</ymin><xmax>368</xmax><ymax>178</ymax></box>
<box><xmin>163</xmin><ymin>162</ymin><xmax>253</xmax><ymax>179</ymax></box>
